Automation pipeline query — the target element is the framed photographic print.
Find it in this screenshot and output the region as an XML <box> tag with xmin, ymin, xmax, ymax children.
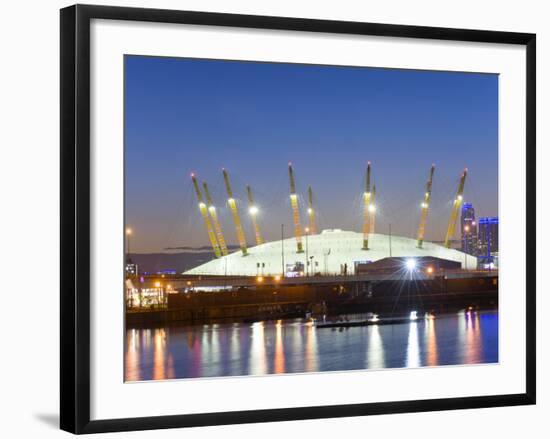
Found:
<box><xmin>60</xmin><ymin>4</ymin><xmax>536</xmax><ymax>434</ymax></box>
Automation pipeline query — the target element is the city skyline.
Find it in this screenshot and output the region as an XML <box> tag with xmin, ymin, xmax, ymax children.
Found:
<box><xmin>125</xmin><ymin>55</ymin><xmax>498</xmax><ymax>253</ymax></box>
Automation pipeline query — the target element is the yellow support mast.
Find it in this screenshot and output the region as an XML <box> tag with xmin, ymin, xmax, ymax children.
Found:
<box><xmin>288</xmin><ymin>163</ymin><xmax>304</xmax><ymax>253</ymax></box>
<box><xmin>222</xmin><ymin>169</ymin><xmax>248</xmax><ymax>256</ymax></box>
<box><xmin>417</xmin><ymin>164</ymin><xmax>435</xmax><ymax>248</ymax></box>
<box><xmin>246</xmin><ymin>185</ymin><xmax>264</xmax><ymax>246</ymax></box>
<box><xmin>307</xmin><ymin>186</ymin><xmax>317</xmax><ymax>235</ymax></box>
<box><xmin>444</xmin><ymin>168</ymin><xmax>468</xmax><ymax>248</ymax></box>
<box><xmin>362</xmin><ymin>161</ymin><xmax>373</xmax><ymax>250</ymax></box>
<box><xmin>370</xmin><ymin>184</ymin><xmax>376</xmax><ymax>234</ymax></box>
<box><xmin>191</xmin><ymin>174</ymin><xmax>221</xmax><ymax>258</ymax></box>
<box><xmin>202</xmin><ymin>181</ymin><xmax>228</xmax><ymax>256</ymax></box>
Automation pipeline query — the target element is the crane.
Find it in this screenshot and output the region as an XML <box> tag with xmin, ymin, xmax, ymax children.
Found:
<box><xmin>191</xmin><ymin>174</ymin><xmax>221</xmax><ymax>258</ymax></box>
<box><xmin>307</xmin><ymin>186</ymin><xmax>317</xmax><ymax>235</ymax></box>
<box><xmin>222</xmin><ymin>169</ymin><xmax>248</xmax><ymax>256</ymax></box>
<box><xmin>362</xmin><ymin>162</ymin><xmax>373</xmax><ymax>250</ymax></box>
<box><xmin>416</xmin><ymin>164</ymin><xmax>435</xmax><ymax>248</ymax></box>
<box><xmin>246</xmin><ymin>185</ymin><xmax>264</xmax><ymax>246</ymax></box>
<box><xmin>288</xmin><ymin>163</ymin><xmax>304</xmax><ymax>253</ymax></box>
<box><xmin>202</xmin><ymin>181</ymin><xmax>228</xmax><ymax>256</ymax></box>
<box><xmin>444</xmin><ymin>168</ymin><xmax>468</xmax><ymax>248</ymax></box>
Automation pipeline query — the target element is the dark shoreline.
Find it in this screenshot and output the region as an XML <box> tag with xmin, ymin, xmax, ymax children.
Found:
<box><xmin>126</xmin><ymin>274</ymin><xmax>498</xmax><ymax>328</ymax></box>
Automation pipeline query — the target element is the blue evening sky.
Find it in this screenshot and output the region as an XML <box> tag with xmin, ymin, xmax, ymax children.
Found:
<box><xmin>125</xmin><ymin>56</ymin><xmax>498</xmax><ymax>253</ymax></box>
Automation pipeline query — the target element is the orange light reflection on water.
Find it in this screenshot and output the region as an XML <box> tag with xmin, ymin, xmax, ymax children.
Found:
<box><xmin>425</xmin><ymin>317</ymin><xmax>438</xmax><ymax>366</ymax></box>
<box><xmin>153</xmin><ymin>329</ymin><xmax>166</xmax><ymax>381</ymax></box>
<box><xmin>464</xmin><ymin>311</ymin><xmax>482</xmax><ymax>364</ymax></box>
<box><xmin>274</xmin><ymin>320</ymin><xmax>286</xmax><ymax>374</ymax></box>
<box><xmin>304</xmin><ymin>322</ymin><xmax>318</xmax><ymax>373</ymax></box>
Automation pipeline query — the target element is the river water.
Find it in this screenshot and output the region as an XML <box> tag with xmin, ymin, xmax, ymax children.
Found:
<box><xmin>125</xmin><ymin>310</ymin><xmax>498</xmax><ymax>381</ymax></box>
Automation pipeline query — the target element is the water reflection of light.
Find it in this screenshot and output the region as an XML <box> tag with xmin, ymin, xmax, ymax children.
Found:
<box><xmin>200</xmin><ymin>325</ymin><xmax>221</xmax><ymax>377</ymax></box>
<box><xmin>230</xmin><ymin>324</ymin><xmax>240</xmax><ymax>365</ymax></box>
<box><xmin>143</xmin><ymin>328</ymin><xmax>152</xmax><ymax>348</ymax></box>
<box><xmin>201</xmin><ymin>327</ymin><xmax>211</xmax><ymax>364</ymax></box>
<box><xmin>457</xmin><ymin>310</ymin><xmax>466</xmax><ymax>351</ymax></box>
<box><xmin>190</xmin><ymin>335</ymin><xmax>202</xmax><ymax>377</ymax></box>
<box><xmin>153</xmin><ymin>328</ymin><xmax>166</xmax><ymax>381</ymax></box>
<box><xmin>249</xmin><ymin>322</ymin><xmax>268</xmax><ymax>376</ymax></box>
<box><xmin>425</xmin><ymin>317</ymin><xmax>438</xmax><ymax>366</ymax></box>
<box><xmin>125</xmin><ymin>329</ymin><xmax>140</xmax><ymax>381</ymax></box>
<box><xmin>366</xmin><ymin>325</ymin><xmax>385</xmax><ymax>369</ymax></box>
<box><xmin>406</xmin><ymin>322</ymin><xmax>420</xmax><ymax>368</ymax></box>
<box><xmin>304</xmin><ymin>323</ymin><xmax>318</xmax><ymax>372</ymax></box>
<box><xmin>274</xmin><ymin>320</ymin><xmax>285</xmax><ymax>374</ymax></box>
<box><xmin>464</xmin><ymin>311</ymin><xmax>481</xmax><ymax>364</ymax></box>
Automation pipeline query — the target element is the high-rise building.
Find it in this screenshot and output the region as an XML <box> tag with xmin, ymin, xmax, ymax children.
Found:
<box><xmin>478</xmin><ymin>216</ymin><xmax>499</xmax><ymax>257</ymax></box>
<box><xmin>461</xmin><ymin>203</ymin><xmax>477</xmax><ymax>255</ymax></box>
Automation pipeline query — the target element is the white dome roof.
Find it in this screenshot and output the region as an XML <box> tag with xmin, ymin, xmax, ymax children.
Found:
<box><xmin>184</xmin><ymin>229</ymin><xmax>476</xmax><ymax>276</ymax></box>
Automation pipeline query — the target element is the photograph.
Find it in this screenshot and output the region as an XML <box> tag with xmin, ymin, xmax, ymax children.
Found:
<box><xmin>123</xmin><ymin>55</ymin><xmax>499</xmax><ymax>382</ymax></box>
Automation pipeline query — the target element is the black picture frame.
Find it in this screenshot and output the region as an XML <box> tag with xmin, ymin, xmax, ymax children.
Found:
<box><xmin>60</xmin><ymin>4</ymin><xmax>536</xmax><ymax>434</ymax></box>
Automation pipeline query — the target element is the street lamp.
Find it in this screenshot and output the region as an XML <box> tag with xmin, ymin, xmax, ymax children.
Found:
<box><xmin>125</xmin><ymin>227</ymin><xmax>132</xmax><ymax>265</ymax></box>
<box><xmin>305</xmin><ymin>227</ymin><xmax>310</xmax><ymax>276</ymax></box>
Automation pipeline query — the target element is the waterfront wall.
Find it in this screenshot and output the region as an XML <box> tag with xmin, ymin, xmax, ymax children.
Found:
<box><xmin>126</xmin><ymin>275</ymin><xmax>498</xmax><ymax>326</ymax></box>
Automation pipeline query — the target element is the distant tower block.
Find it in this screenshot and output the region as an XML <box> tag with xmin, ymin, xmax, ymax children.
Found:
<box><xmin>444</xmin><ymin>168</ymin><xmax>468</xmax><ymax>248</ymax></box>
<box><xmin>202</xmin><ymin>181</ymin><xmax>228</xmax><ymax>256</ymax></box>
<box><xmin>288</xmin><ymin>163</ymin><xmax>304</xmax><ymax>253</ymax></box>
<box><xmin>222</xmin><ymin>169</ymin><xmax>248</xmax><ymax>256</ymax></box>
<box><xmin>307</xmin><ymin>186</ymin><xmax>317</xmax><ymax>235</ymax></box>
<box><xmin>370</xmin><ymin>184</ymin><xmax>377</xmax><ymax>234</ymax></box>
<box><xmin>191</xmin><ymin>174</ymin><xmax>221</xmax><ymax>258</ymax></box>
<box><xmin>362</xmin><ymin>162</ymin><xmax>373</xmax><ymax>250</ymax></box>
<box><xmin>417</xmin><ymin>164</ymin><xmax>436</xmax><ymax>248</ymax></box>
<box><xmin>246</xmin><ymin>185</ymin><xmax>264</xmax><ymax>246</ymax></box>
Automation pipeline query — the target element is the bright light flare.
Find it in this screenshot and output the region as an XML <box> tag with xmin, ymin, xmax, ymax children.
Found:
<box><xmin>256</xmin><ymin>276</ymin><xmax>264</xmax><ymax>283</ymax></box>
<box><xmin>274</xmin><ymin>275</ymin><xmax>281</xmax><ymax>282</ymax></box>
<box><xmin>249</xmin><ymin>206</ymin><xmax>259</xmax><ymax>215</ymax></box>
<box><xmin>406</xmin><ymin>258</ymin><xmax>417</xmax><ymax>271</ymax></box>
<box><xmin>126</xmin><ymin>228</ymin><xmax>132</xmax><ymax>235</ymax></box>
<box><xmin>426</xmin><ymin>266</ymin><xmax>434</xmax><ymax>274</ymax></box>
<box><xmin>410</xmin><ymin>311</ymin><xmax>418</xmax><ymax>321</ymax></box>
<box><xmin>368</xmin><ymin>205</ymin><xmax>376</xmax><ymax>213</ymax></box>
